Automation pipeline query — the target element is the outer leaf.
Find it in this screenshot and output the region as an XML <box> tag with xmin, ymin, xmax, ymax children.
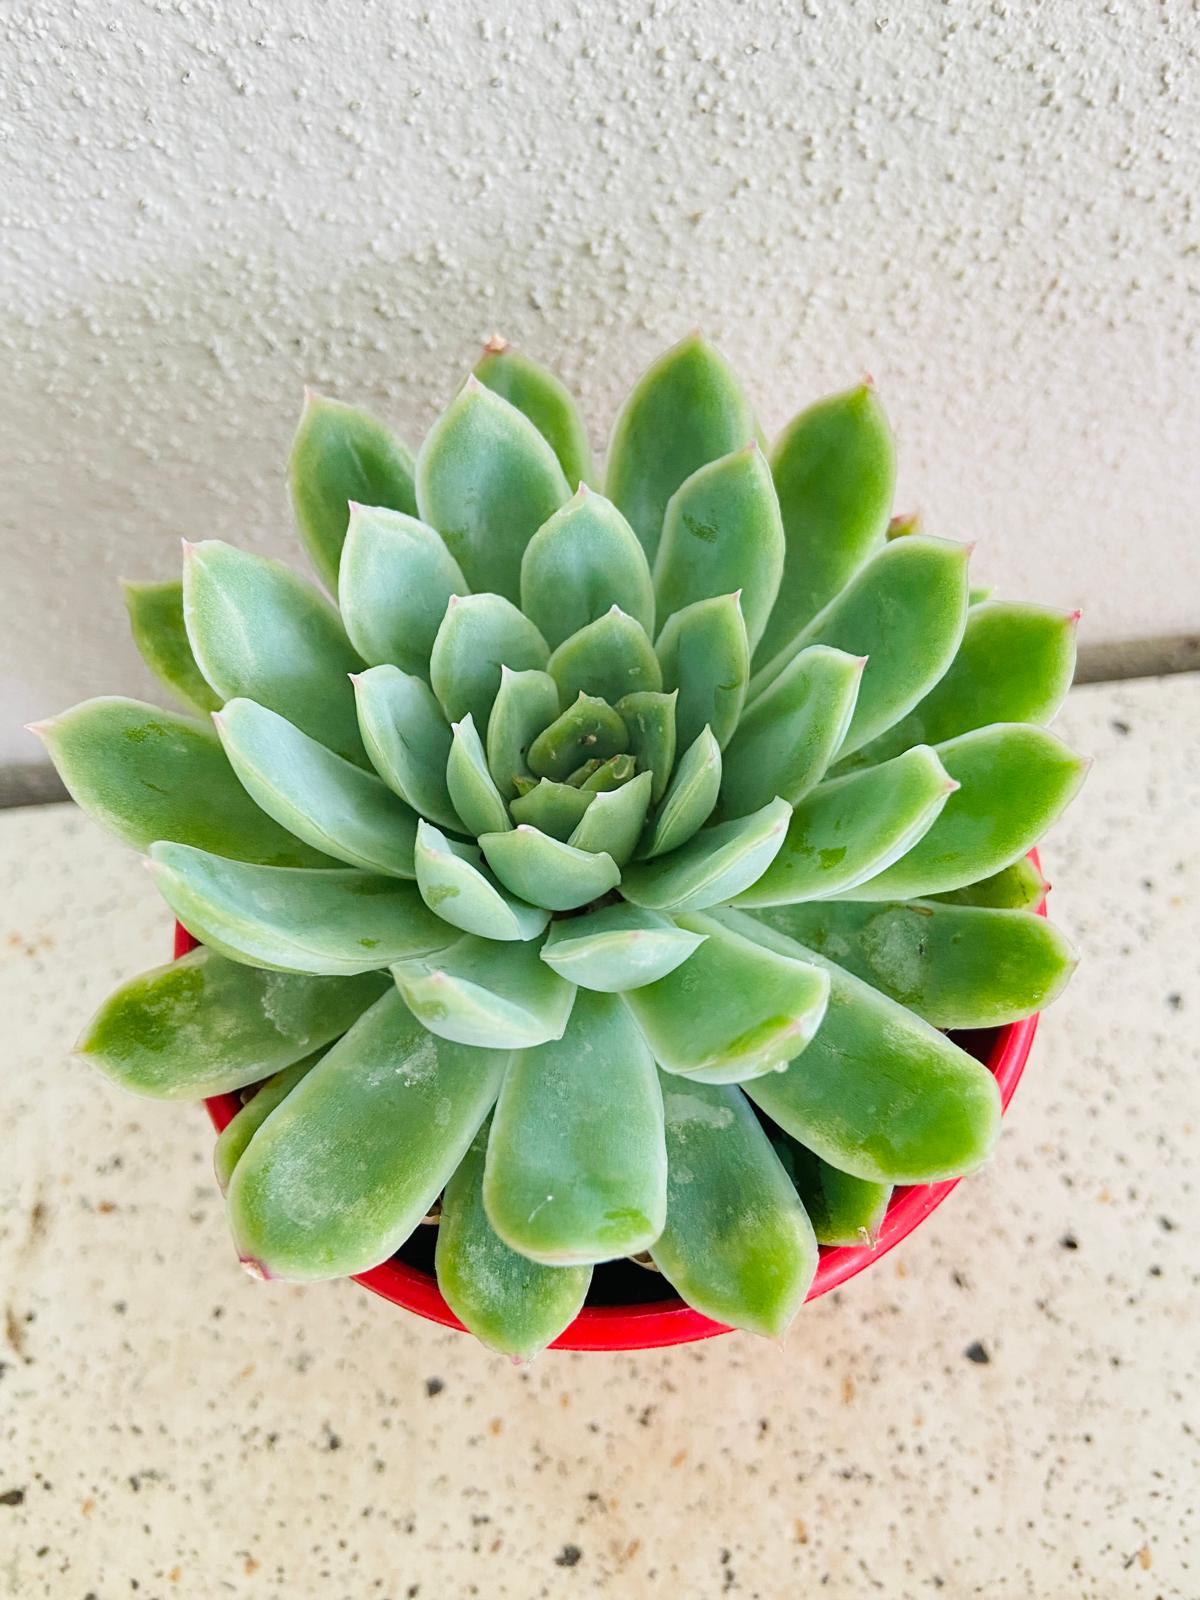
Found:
<box><xmin>656</xmin><ymin>593</ymin><xmax>749</xmax><ymax>752</ymax></box>
<box><xmin>474</xmin><ymin>338</ymin><xmax>596</xmax><ymax>489</ymax></box>
<box><xmin>753</xmin><ymin>898</ymin><xmax>1076</xmax><ymax>1028</ymax></box>
<box><xmin>35</xmin><ymin>697</ymin><xmax>330</xmax><ymax>867</ymax></box>
<box><xmin>547</xmin><ymin>607</ymin><xmax>662</xmax><ymax>707</ymax></box>
<box><xmin>734</xmin><ymin>745</ymin><xmax>955</xmax><ymax>906</ymax></box>
<box><xmin>540</xmin><ymin>904</ymin><xmax>706</xmax><ymax>993</ymax></box>
<box><xmin>445</xmin><ymin>714</ymin><xmax>511</xmax><ymax>836</ymax></box>
<box><xmin>415</xmin><ymin>377</ymin><xmax>570</xmax><ymax>603</ymax></box>
<box><xmin>75</xmin><ymin>947</ymin><xmax>386</xmax><ymax>1099</ymax></box>
<box><xmin>650</xmin><ymin>1077</ymin><xmax>818</xmax><ymax>1337</ymax></box>
<box><xmin>567</xmin><ymin>771</ymin><xmax>652</xmax><ymax>866</ymax></box>
<box><xmin>726</xmin><ymin>910</ymin><xmax>1001</xmax><ymax>1184</ymax></box>
<box><xmin>654</xmin><ymin>444</ymin><xmax>784</xmax><ymax>653</ymax></box>
<box><xmin>754</xmin><ymin>383</ymin><xmax>895</xmax><ymax>668</ymax></box>
<box><xmin>486</xmin><ymin>667</ymin><xmax>560</xmax><ymax>799</ymax></box>
<box><xmin>338</xmin><ymin>506</ymin><xmax>467</xmax><ymax>676</ymax></box>
<box><xmin>616</xmin><ymin>690</ymin><xmax>677</xmax><ymax>803</ymax></box>
<box><xmin>526</xmin><ymin>693</ymin><xmax>628</xmax><ymax>782</ymax></box>
<box><xmin>773</xmin><ymin>1136</ymin><xmax>892</xmax><ymax>1248</ymax></box>
<box><xmin>215</xmin><ymin>699</ymin><xmax>418</xmax><ymax>878</ymax></box>
<box><xmin>839</xmin><ymin>724</ymin><xmax>1088</xmax><ymax>901</ymax></box>
<box><xmin>623</xmin><ymin>912</ymin><xmax>829</xmax><ymax>1084</ymax></box>
<box><xmin>436</xmin><ymin>1117</ymin><xmax>592</xmax><ymax>1360</ymax></box>
<box><xmin>430</xmin><ymin>593</ymin><xmax>549</xmax><ymax>732</ymax></box>
<box><xmin>718</xmin><ymin>645</ymin><xmax>864</xmax><ymax>819</ymax></box>
<box><xmin>520</xmin><ymin>487</ymin><xmax>655</xmax><ymax>648</ymax></box>
<box><xmin>931</xmin><ymin>857</ymin><xmax>1048</xmax><ymax>911</ymax></box>
<box><xmin>213</xmin><ymin>1051</ymin><xmax>324</xmax><ymax>1193</ymax></box>
<box><xmin>414</xmin><ymin>821</ymin><xmax>549</xmax><ymax>942</ymax></box>
<box><xmin>148</xmin><ymin>845</ymin><xmax>456</xmax><ymax>975</ymax></box>
<box><xmin>479</xmin><ymin>826</ymin><xmax>620</xmax><ymax>911</ymax></box>
<box><xmin>606</xmin><ymin>334</ymin><xmax>757</xmax><ymax>563</ymax></box>
<box><xmin>182</xmin><ymin>540</ymin><xmax>367</xmax><ymax>766</ymax></box>
<box><xmin>122</xmin><ymin>579</ymin><xmax>221</xmax><ymax>715</ymax></box>
<box><xmin>227</xmin><ymin>990</ymin><xmax>507</xmax><ymax>1280</ymax></box>
<box><xmin>509</xmin><ymin>778</ymin><xmax>595</xmax><ymax>841</ymax></box>
<box><xmin>352</xmin><ymin>665</ymin><xmax>459</xmax><ymax>832</ymax></box>
<box><xmin>392</xmin><ymin>934</ymin><xmax>575</xmax><ymax>1049</ymax></box>
<box><xmin>621</xmin><ymin>797</ymin><xmax>791</xmax><ymax>914</ymax></box>
<box><xmin>483</xmin><ymin>989</ymin><xmax>666</xmax><ymax>1264</ymax></box>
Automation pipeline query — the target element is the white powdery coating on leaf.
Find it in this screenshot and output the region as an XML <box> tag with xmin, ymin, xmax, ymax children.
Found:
<box><xmin>662</xmin><ymin>1090</ymin><xmax>735</xmax><ymax>1132</ymax></box>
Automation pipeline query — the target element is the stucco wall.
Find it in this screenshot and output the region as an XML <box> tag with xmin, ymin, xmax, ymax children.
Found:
<box><xmin>4</xmin><ymin>0</ymin><xmax>1198</xmax><ymax>763</ymax></box>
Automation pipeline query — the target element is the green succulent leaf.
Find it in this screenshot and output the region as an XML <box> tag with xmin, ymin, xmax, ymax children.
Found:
<box><xmin>656</xmin><ymin>592</ymin><xmax>749</xmax><ymax>753</ymax></box>
<box><xmin>352</xmin><ymin>665</ymin><xmax>459</xmax><ymax>832</ymax></box>
<box><xmin>624</xmin><ymin>912</ymin><xmax>829</xmax><ymax>1084</ymax></box>
<box><xmin>429</xmin><ymin>592</ymin><xmax>549</xmax><ymax>734</ymax></box>
<box><xmin>436</xmin><ymin>1116</ymin><xmax>592</xmax><ymax>1360</ymax></box>
<box><xmin>414</xmin><ymin>821</ymin><xmax>549</xmax><ymax>943</ymax></box>
<box><xmin>567</xmin><ymin>771</ymin><xmax>653</xmax><ymax>866</ymax></box>
<box><xmin>539</xmin><ymin>904</ymin><xmax>706</xmax><ymax>993</ymax></box>
<box><xmin>621</xmin><ymin>797</ymin><xmax>791</xmax><ymax>914</ymax></box>
<box><xmin>182</xmin><ymin>539</ymin><xmax>368</xmax><ymax>767</ymax></box>
<box><xmin>338</xmin><ymin>506</ymin><xmax>467</xmax><ymax>676</ymax></box>
<box><xmin>227</xmin><ymin>989</ymin><xmax>507</xmax><ymax>1280</ymax></box>
<box><xmin>931</xmin><ymin>857</ymin><xmax>1048</xmax><ymax>911</ymax></box>
<box><xmin>213</xmin><ymin>1051</ymin><xmax>325</xmax><ymax>1194</ymax></box>
<box><xmin>36</xmin><ymin>697</ymin><xmax>331</xmax><ymax>867</ymax></box>
<box><xmin>547</xmin><ymin>607</ymin><xmax>662</xmax><ymax>707</ymax></box>
<box><xmin>445</xmin><ymin>714</ymin><xmax>512</xmax><ymax>836</ymax></box>
<box><xmin>734</xmin><ymin>745</ymin><xmax>956</xmax><ymax>906</ymax></box>
<box><xmin>526</xmin><ymin>693</ymin><xmax>628</xmax><ymax>782</ymax></box>
<box><xmin>148</xmin><ymin>845</ymin><xmax>456</xmax><ymax>975</ymax></box>
<box><xmin>726</xmin><ymin>910</ymin><xmax>1001</xmax><ymax>1184</ymax></box>
<box><xmin>479</xmin><ymin>826</ymin><xmax>621</xmax><ymax>912</ymax></box>
<box><xmin>509</xmin><ymin>778</ymin><xmax>595</xmax><ymax>841</ymax></box>
<box><xmin>638</xmin><ymin>726</ymin><xmax>722</xmax><ymax>859</ymax></box>
<box><xmin>485</xmin><ymin>667</ymin><xmax>561</xmax><ymax>799</ymax></box>
<box><xmin>215</xmin><ymin>698</ymin><xmax>419</xmax><ymax>878</ymax></box>
<box><xmin>122</xmin><ymin>579</ymin><xmax>222</xmax><ymax>716</ymax></box>
<box><xmin>754</xmin><ymin>383</ymin><xmax>895</xmax><ymax>669</ymax></box>
<box><xmin>651</xmin><ymin>1077</ymin><xmax>818</xmax><ymax>1337</ymax></box>
<box><xmin>575</xmin><ymin>752</ymin><xmax>636</xmax><ymax>792</ymax></box>
<box><xmin>773</xmin><ymin>1135</ymin><xmax>892</xmax><ymax>1248</ymax></box>
<box><xmin>483</xmin><ymin>989</ymin><xmax>666</xmax><ymax>1264</ymax></box>
<box><xmin>392</xmin><ymin>934</ymin><xmax>575</xmax><ymax>1049</ymax></box>
<box><xmin>416</xmin><ymin>377</ymin><xmax>570</xmax><ymax>603</ymax></box>
<box><xmin>74</xmin><ymin>946</ymin><xmax>387</xmax><ymax>1099</ymax></box>
<box><xmin>606</xmin><ymin>334</ymin><xmax>758</xmax><ymax>563</ymax></box>
<box><xmin>654</xmin><ymin>443</ymin><xmax>784</xmax><ymax>654</ymax></box>
<box><xmin>615</xmin><ymin>690</ymin><xmax>677</xmax><ymax>804</ymax></box>
<box><xmin>288</xmin><ymin>392</ymin><xmax>418</xmax><ymax>594</ymax></box>
<box><xmin>718</xmin><ymin>645</ymin><xmax>865</xmax><ymax>819</ymax></box>
<box><xmin>473</xmin><ymin>339</ymin><xmax>597</xmax><ymax>490</ymax></box>
<box><xmin>520</xmin><ymin>487</ymin><xmax>655</xmax><ymax>649</ymax></box>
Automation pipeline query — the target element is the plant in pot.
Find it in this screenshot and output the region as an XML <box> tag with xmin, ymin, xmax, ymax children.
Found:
<box><xmin>35</xmin><ymin>335</ymin><xmax>1085</xmax><ymax>1360</ymax></box>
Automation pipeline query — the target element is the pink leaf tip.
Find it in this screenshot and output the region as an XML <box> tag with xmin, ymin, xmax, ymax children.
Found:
<box><xmin>483</xmin><ymin>332</ymin><xmax>510</xmax><ymax>355</ymax></box>
<box><xmin>239</xmin><ymin>1254</ymin><xmax>272</xmax><ymax>1281</ymax></box>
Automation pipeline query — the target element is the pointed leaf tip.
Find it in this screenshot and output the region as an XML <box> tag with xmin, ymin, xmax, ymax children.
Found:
<box><xmin>483</xmin><ymin>332</ymin><xmax>510</xmax><ymax>354</ymax></box>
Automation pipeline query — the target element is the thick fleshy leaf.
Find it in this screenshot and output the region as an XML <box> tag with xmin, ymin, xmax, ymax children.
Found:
<box><xmin>624</xmin><ymin>913</ymin><xmax>829</xmax><ymax>1084</ymax></box>
<box><xmin>227</xmin><ymin>990</ymin><xmax>507</xmax><ymax>1280</ymax></box>
<box><xmin>338</xmin><ymin>506</ymin><xmax>467</xmax><ymax>676</ymax></box>
<box><xmin>772</xmin><ymin>1136</ymin><xmax>892</xmax><ymax>1248</ymax></box>
<box><xmin>520</xmin><ymin>487</ymin><xmax>655</xmax><ymax>648</ymax></box>
<box><xmin>35</xmin><ymin>698</ymin><xmax>330</xmax><ymax>867</ymax></box>
<box><xmin>415</xmin><ymin>377</ymin><xmax>570</xmax><ymax>603</ymax></box>
<box><xmin>74</xmin><ymin>947</ymin><xmax>386</xmax><ymax>1099</ymax></box>
<box><xmin>567</xmin><ymin>771</ymin><xmax>652</xmax><ymax>865</ymax></box>
<box><xmin>122</xmin><ymin>579</ymin><xmax>221</xmax><ymax>715</ymax></box>
<box><xmin>654</xmin><ymin>444</ymin><xmax>784</xmax><ymax>653</ymax></box>
<box><xmin>638</xmin><ymin>726</ymin><xmax>722</xmax><ymax>859</ymax></box>
<box><xmin>753</xmin><ymin>898</ymin><xmax>1076</xmax><ymax>1028</ymax></box>
<box><xmin>621</xmin><ymin>798</ymin><xmax>791</xmax><ymax>914</ymax></box>
<box><xmin>575</xmin><ymin>753</ymin><xmax>636</xmax><ymax>791</ymax></box>
<box><xmin>526</xmin><ymin>693</ymin><xmax>628</xmax><ymax>782</ymax></box>
<box><xmin>148</xmin><ymin>845</ymin><xmax>456</xmax><ymax>975</ymax></box>
<box><xmin>734</xmin><ymin>745</ymin><xmax>955</xmax><ymax>906</ymax></box>
<box><xmin>839</xmin><ymin>725</ymin><xmax>1088</xmax><ymax>901</ymax></box>
<box><xmin>486</xmin><ymin>667</ymin><xmax>560</xmax><ymax>799</ymax></box>
<box><xmin>214</xmin><ymin>699</ymin><xmax>418</xmax><ymax>878</ymax></box>
<box><xmin>436</xmin><ymin>1116</ymin><xmax>592</xmax><ymax>1360</ymax></box>
<box><xmin>840</xmin><ymin>601</ymin><xmax>1079</xmax><ymax>770</ymax></box>
<box><xmin>479</xmin><ymin>826</ymin><xmax>620</xmax><ymax>911</ymax></box>
<box><xmin>213</xmin><ymin>1051</ymin><xmax>324</xmax><ymax>1193</ymax></box>
<box><xmin>616</xmin><ymin>690</ymin><xmax>677</xmax><ymax>803</ymax></box>
<box><xmin>429</xmin><ymin>592</ymin><xmax>548</xmax><ymax>733</ymax></box>
<box><xmin>726</xmin><ymin>910</ymin><xmax>1001</xmax><ymax>1183</ymax></box>
<box><xmin>547</xmin><ymin>607</ymin><xmax>661</xmax><ymax>707</ymax></box>
<box><xmin>749</xmin><ymin>535</ymin><xmax>970</xmax><ymax>760</ymax></box>
<box><xmin>414</xmin><ymin>822</ymin><xmax>549</xmax><ymax>942</ymax></box>
<box><xmin>718</xmin><ymin>645</ymin><xmax>864</xmax><ymax>819</ymax></box>
<box><xmin>445</xmin><ymin>714</ymin><xmax>511</xmax><ymax>836</ymax></box>
<box><xmin>182</xmin><ymin>540</ymin><xmax>367</xmax><ymax>766</ymax></box>
<box><xmin>392</xmin><ymin>934</ymin><xmax>575</xmax><ymax>1049</ymax></box>
<box><xmin>483</xmin><ymin>989</ymin><xmax>666</xmax><ymax>1264</ymax></box>
<box><xmin>540</xmin><ymin>904</ymin><xmax>706</xmax><ymax>993</ymax></box>
<box><xmin>606</xmin><ymin>334</ymin><xmax>757</xmax><ymax>563</ymax></box>
<box><xmin>754</xmin><ymin>383</ymin><xmax>895</xmax><ymax>669</ymax></box>
<box><xmin>352</xmin><ymin>665</ymin><xmax>459</xmax><ymax>832</ymax></box>
<box><xmin>474</xmin><ymin>338</ymin><xmax>597</xmax><ymax>490</ymax></box>
<box><xmin>656</xmin><ymin>593</ymin><xmax>749</xmax><ymax>752</ymax></box>
<box><xmin>931</xmin><ymin>856</ymin><xmax>1048</xmax><ymax>911</ymax></box>
<box><xmin>288</xmin><ymin>393</ymin><xmax>417</xmax><ymax>593</ymax></box>
<box><xmin>509</xmin><ymin>778</ymin><xmax>595</xmax><ymax>841</ymax></box>
<box><xmin>650</xmin><ymin>1078</ymin><xmax>818</xmax><ymax>1337</ymax></box>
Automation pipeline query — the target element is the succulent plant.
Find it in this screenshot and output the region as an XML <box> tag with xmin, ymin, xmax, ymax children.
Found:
<box><xmin>37</xmin><ymin>334</ymin><xmax>1085</xmax><ymax>1359</ymax></box>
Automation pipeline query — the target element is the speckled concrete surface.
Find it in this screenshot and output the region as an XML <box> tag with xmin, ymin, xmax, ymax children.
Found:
<box><xmin>1</xmin><ymin>675</ymin><xmax>1196</xmax><ymax>1599</ymax></box>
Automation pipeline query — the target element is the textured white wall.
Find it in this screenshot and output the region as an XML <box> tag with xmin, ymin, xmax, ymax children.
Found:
<box><xmin>4</xmin><ymin>0</ymin><xmax>1198</xmax><ymax>764</ymax></box>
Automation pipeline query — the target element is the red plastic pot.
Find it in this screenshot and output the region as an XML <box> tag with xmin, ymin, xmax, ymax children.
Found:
<box><xmin>192</xmin><ymin>856</ymin><xmax>1045</xmax><ymax>1352</ymax></box>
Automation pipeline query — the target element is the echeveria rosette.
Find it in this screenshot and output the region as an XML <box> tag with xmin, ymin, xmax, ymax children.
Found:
<box><xmin>37</xmin><ymin>334</ymin><xmax>1086</xmax><ymax>1360</ymax></box>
